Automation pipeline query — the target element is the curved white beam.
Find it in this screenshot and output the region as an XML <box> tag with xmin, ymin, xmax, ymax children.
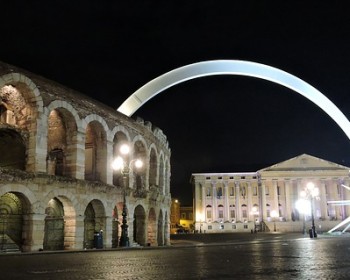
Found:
<box><xmin>117</xmin><ymin>60</ymin><xmax>350</xmax><ymax>140</ymax></box>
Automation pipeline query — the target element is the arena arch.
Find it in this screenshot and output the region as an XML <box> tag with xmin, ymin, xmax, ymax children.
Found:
<box><xmin>117</xmin><ymin>60</ymin><xmax>350</xmax><ymax>141</ymax></box>
<box><xmin>133</xmin><ymin>204</ymin><xmax>146</xmax><ymax>246</ymax></box>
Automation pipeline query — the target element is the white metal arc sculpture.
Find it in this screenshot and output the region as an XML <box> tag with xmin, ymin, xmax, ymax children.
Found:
<box><xmin>117</xmin><ymin>60</ymin><xmax>350</xmax><ymax>140</ymax></box>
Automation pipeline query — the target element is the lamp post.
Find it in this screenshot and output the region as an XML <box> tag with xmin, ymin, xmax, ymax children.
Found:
<box><xmin>112</xmin><ymin>143</ymin><xmax>143</xmax><ymax>247</ymax></box>
<box><xmin>271</xmin><ymin>210</ymin><xmax>278</xmax><ymax>232</ymax></box>
<box><xmin>300</xmin><ymin>182</ymin><xmax>319</xmax><ymax>238</ymax></box>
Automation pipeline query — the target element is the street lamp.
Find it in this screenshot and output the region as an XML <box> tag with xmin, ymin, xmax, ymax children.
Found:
<box><xmin>112</xmin><ymin>143</ymin><xmax>143</xmax><ymax>247</ymax></box>
<box><xmin>271</xmin><ymin>210</ymin><xmax>278</xmax><ymax>232</ymax></box>
<box><xmin>300</xmin><ymin>182</ymin><xmax>319</xmax><ymax>238</ymax></box>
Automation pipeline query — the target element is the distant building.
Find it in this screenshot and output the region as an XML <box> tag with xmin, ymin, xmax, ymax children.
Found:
<box><xmin>170</xmin><ymin>199</ymin><xmax>181</xmax><ymax>234</ymax></box>
<box><xmin>179</xmin><ymin>206</ymin><xmax>194</xmax><ymax>232</ymax></box>
<box><xmin>191</xmin><ymin>154</ymin><xmax>350</xmax><ymax>233</ymax></box>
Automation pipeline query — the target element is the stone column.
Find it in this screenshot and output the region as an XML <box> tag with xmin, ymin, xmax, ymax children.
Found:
<box><xmin>235</xmin><ymin>181</ymin><xmax>240</xmax><ymax>221</ymax></box>
<box><xmin>74</xmin><ymin>129</ymin><xmax>86</xmax><ymax>180</ymax></box>
<box><xmin>261</xmin><ymin>181</ymin><xmax>267</xmax><ymax>221</ymax></box>
<box><xmin>212</xmin><ymin>182</ymin><xmax>217</xmax><ymax>221</ymax></box>
<box><xmin>320</xmin><ymin>180</ymin><xmax>328</xmax><ymax>220</ymax></box>
<box><xmin>29</xmin><ymin>213</ymin><xmax>45</xmax><ymax>251</ymax></box>
<box><xmin>74</xmin><ymin>215</ymin><xmax>85</xmax><ymax>249</ymax></box>
<box><xmin>247</xmin><ymin>182</ymin><xmax>252</xmax><ymax>221</ymax></box>
<box><xmin>273</xmin><ymin>180</ymin><xmax>279</xmax><ymax>217</ymax></box>
<box><xmin>104</xmin><ymin>216</ymin><xmax>113</xmax><ymax>248</ymax></box>
<box><xmin>285</xmin><ymin>180</ymin><xmax>291</xmax><ymax>221</ymax></box>
<box><xmin>201</xmin><ymin>183</ymin><xmax>206</xmax><ymax>221</ymax></box>
<box><xmin>106</xmin><ymin>139</ymin><xmax>114</xmax><ymax>185</ymax></box>
<box><xmin>224</xmin><ymin>181</ymin><xmax>229</xmax><ymax>221</ymax></box>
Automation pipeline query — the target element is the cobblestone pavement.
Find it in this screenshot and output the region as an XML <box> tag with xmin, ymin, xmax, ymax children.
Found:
<box><xmin>1</xmin><ymin>233</ymin><xmax>350</xmax><ymax>279</ymax></box>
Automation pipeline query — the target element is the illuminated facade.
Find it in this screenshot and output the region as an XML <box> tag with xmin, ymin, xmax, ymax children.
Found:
<box><xmin>191</xmin><ymin>154</ymin><xmax>350</xmax><ymax>233</ymax></box>
<box><xmin>0</xmin><ymin>61</ymin><xmax>171</xmax><ymax>252</ymax></box>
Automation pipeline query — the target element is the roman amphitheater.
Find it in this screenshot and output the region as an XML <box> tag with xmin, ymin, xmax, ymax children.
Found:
<box><xmin>0</xmin><ymin>61</ymin><xmax>171</xmax><ymax>252</ymax></box>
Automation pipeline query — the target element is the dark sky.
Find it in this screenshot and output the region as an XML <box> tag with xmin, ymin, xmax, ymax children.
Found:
<box><xmin>2</xmin><ymin>1</ymin><xmax>350</xmax><ymax>205</ymax></box>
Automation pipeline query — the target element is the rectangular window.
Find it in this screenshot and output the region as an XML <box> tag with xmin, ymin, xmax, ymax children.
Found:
<box><xmin>181</xmin><ymin>213</ymin><xmax>186</xmax><ymax>219</ymax></box>
<box><xmin>220</xmin><ymin>224</ymin><xmax>224</xmax><ymax>230</ymax></box>
<box><xmin>244</xmin><ymin>224</ymin><xmax>248</xmax><ymax>229</ymax></box>
<box><xmin>207</xmin><ymin>188</ymin><xmax>211</xmax><ymax>197</ymax></box>
<box><xmin>232</xmin><ymin>224</ymin><xmax>236</xmax><ymax>229</ymax></box>
<box><xmin>208</xmin><ymin>225</ymin><xmax>212</xmax><ymax>230</ymax></box>
<box><xmin>207</xmin><ymin>210</ymin><xmax>212</xmax><ymax>219</ymax></box>
<box><xmin>230</xmin><ymin>209</ymin><xmax>235</xmax><ymax>218</ymax></box>
<box><xmin>218</xmin><ymin>210</ymin><xmax>223</xmax><ymax>219</ymax></box>
<box><xmin>253</xmin><ymin>186</ymin><xmax>257</xmax><ymax>196</ymax></box>
<box><xmin>242</xmin><ymin>209</ymin><xmax>247</xmax><ymax>218</ymax></box>
<box><xmin>267</xmin><ymin>209</ymin><xmax>270</xmax><ymax>218</ymax></box>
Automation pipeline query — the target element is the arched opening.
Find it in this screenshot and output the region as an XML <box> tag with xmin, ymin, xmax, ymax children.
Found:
<box><xmin>157</xmin><ymin>209</ymin><xmax>164</xmax><ymax>246</ymax></box>
<box><xmin>47</xmin><ymin>109</ymin><xmax>77</xmax><ymax>177</ymax></box>
<box><xmin>133</xmin><ymin>205</ymin><xmax>146</xmax><ymax>246</ymax></box>
<box><xmin>0</xmin><ymin>129</ymin><xmax>26</xmax><ymax>170</ymax></box>
<box><xmin>133</xmin><ymin>140</ymin><xmax>147</xmax><ymax>191</ymax></box>
<box><xmin>164</xmin><ymin>211</ymin><xmax>169</xmax><ymax>245</ymax></box>
<box><xmin>44</xmin><ymin>198</ymin><xmax>64</xmax><ymax>250</ymax></box>
<box><xmin>44</xmin><ymin>196</ymin><xmax>76</xmax><ymax>250</ymax></box>
<box><xmin>0</xmin><ymin>192</ymin><xmax>31</xmax><ymax>252</ymax></box>
<box><xmin>147</xmin><ymin>208</ymin><xmax>157</xmax><ymax>246</ymax></box>
<box><xmin>83</xmin><ymin>199</ymin><xmax>106</xmax><ymax>249</ymax></box>
<box><xmin>112</xmin><ymin>132</ymin><xmax>128</xmax><ymax>186</ymax></box>
<box><xmin>149</xmin><ymin>148</ymin><xmax>157</xmax><ymax>188</ymax></box>
<box><xmin>85</xmin><ymin>121</ymin><xmax>107</xmax><ymax>182</ymax></box>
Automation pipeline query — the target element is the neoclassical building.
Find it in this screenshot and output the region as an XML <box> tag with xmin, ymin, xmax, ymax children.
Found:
<box><xmin>0</xmin><ymin>61</ymin><xmax>171</xmax><ymax>252</ymax></box>
<box><xmin>192</xmin><ymin>154</ymin><xmax>350</xmax><ymax>233</ymax></box>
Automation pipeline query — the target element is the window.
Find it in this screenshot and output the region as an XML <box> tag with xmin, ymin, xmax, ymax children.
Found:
<box><xmin>220</xmin><ymin>224</ymin><xmax>224</xmax><ymax>230</ymax></box>
<box><xmin>232</xmin><ymin>224</ymin><xmax>236</xmax><ymax>229</ymax></box>
<box><xmin>208</xmin><ymin>225</ymin><xmax>212</xmax><ymax>230</ymax></box>
<box><xmin>206</xmin><ymin>187</ymin><xmax>212</xmax><ymax>196</ymax></box>
<box><xmin>253</xmin><ymin>186</ymin><xmax>257</xmax><ymax>196</ymax></box>
<box><xmin>230</xmin><ymin>186</ymin><xmax>235</xmax><ymax>196</ymax></box>
<box><xmin>230</xmin><ymin>209</ymin><xmax>235</xmax><ymax>219</ymax></box>
<box><xmin>181</xmin><ymin>213</ymin><xmax>186</xmax><ymax>219</ymax></box>
<box><xmin>244</xmin><ymin>224</ymin><xmax>248</xmax><ymax>229</ymax></box>
<box><xmin>217</xmin><ymin>187</ymin><xmax>223</xmax><ymax>198</ymax></box>
<box><xmin>242</xmin><ymin>209</ymin><xmax>247</xmax><ymax>218</ymax></box>
<box><xmin>218</xmin><ymin>210</ymin><xmax>223</xmax><ymax>219</ymax></box>
<box><xmin>207</xmin><ymin>210</ymin><xmax>212</xmax><ymax>219</ymax></box>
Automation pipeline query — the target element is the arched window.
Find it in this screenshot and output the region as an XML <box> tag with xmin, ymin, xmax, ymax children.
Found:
<box><xmin>206</xmin><ymin>205</ymin><xmax>212</xmax><ymax>220</ymax></box>
<box><xmin>218</xmin><ymin>204</ymin><xmax>224</xmax><ymax>219</ymax></box>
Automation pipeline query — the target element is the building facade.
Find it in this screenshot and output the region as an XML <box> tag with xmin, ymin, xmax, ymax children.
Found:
<box><xmin>0</xmin><ymin>61</ymin><xmax>172</xmax><ymax>252</ymax></box>
<box><xmin>192</xmin><ymin>154</ymin><xmax>350</xmax><ymax>233</ymax></box>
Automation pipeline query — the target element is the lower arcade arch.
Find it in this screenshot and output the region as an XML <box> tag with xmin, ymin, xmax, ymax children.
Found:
<box><xmin>133</xmin><ymin>205</ymin><xmax>146</xmax><ymax>246</ymax></box>
<box><xmin>0</xmin><ymin>192</ymin><xmax>31</xmax><ymax>251</ymax></box>
<box><xmin>43</xmin><ymin>196</ymin><xmax>76</xmax><ymax>250</ymax></box>
<box><xmin>83</xmin><ymin>199</ymin><xmax>106</xmax><ymax>249</ymax></box>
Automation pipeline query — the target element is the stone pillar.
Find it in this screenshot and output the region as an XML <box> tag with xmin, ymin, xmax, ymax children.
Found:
<box><xmin>29</xmin><ymin>213</ymin><xmax>45</xmax><ymax>251</ymax></box>
<box><xmin>285</xmin><ymin>181</ymin><xmax>291</xmax><ymax>221</ymax></box>
<box><xmin>74</xmin><ymin>129</ymin><xmax>86</xmax><ymax>180</ymax></box>
<box><xmin>106</xmin><ymin>139</ymin><xmax>114</xmax><ymax>185</ymax></box>
<box><xmin>33</xmin><ymin>114</ymin><xmax>48</xmax><ymax>173</ymax></box>
<box><xmin>105</xmin><ymin>216</ymin><xmax>113</xmax><ymax>248</ymax></box>
<box><xmin>201</xmin><ymin>183</ymin><xmax>206</xmax><ymax>222</ymax></box>
<box><xmin>261</xmin><ymin>181</ymin><xmax>267</xmax><ymax>221</ymax></box>
<box><xmin>273</xmin><ymin>180</ymin><xmax>279</xmax><ymax>217</ymax></box>
<box><xmin>212</xmin><ymin>182</ymin><xmax>217</xmax><ymax>221</ymax></box>
<box><xmin>74</xmin><ymin>215</ymin><xmax>85</xmax><ymax>249</ymax></box>
<box><xmin>247</xmin><ymin>182</ymin><xmax>252</xmax><ymax>221</ymax></box>
<box><xmin>224</xmin><ymin>182</ymin><xmax>229</xmax><ymax>221</ymax></box>
<box><xmin>320</xmin><ymin>180</ymin><xmax>328</xmax><ymax>220</ymax></box>
<box><xmin>235</xmin><ymin>181</ymin><xmax>240</xmax><ymax>221</ymax></box>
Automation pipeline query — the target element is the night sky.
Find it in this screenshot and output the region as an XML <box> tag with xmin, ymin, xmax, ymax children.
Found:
<box><xmin>2</xmin><ymin>1</ymin><xmax>350</xmax><ymax>205</ymax></box>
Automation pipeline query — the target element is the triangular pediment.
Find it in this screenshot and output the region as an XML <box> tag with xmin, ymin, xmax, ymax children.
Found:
<box><xmin>259</xmin><ymin>154</ymin><xmax>350</xmax><ymax>172</ymax></box>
